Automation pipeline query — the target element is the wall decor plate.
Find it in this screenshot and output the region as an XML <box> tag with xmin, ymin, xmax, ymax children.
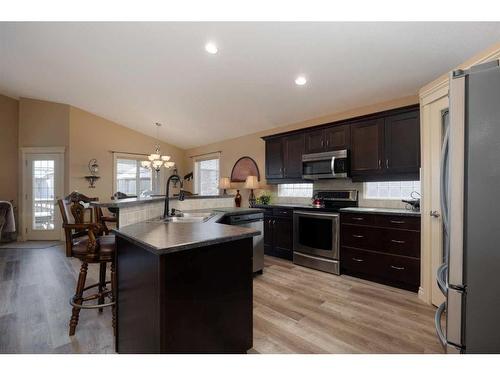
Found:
<box><xmin>230</xmin><ymin>157</ymin><xmax>260</xmax><ymax>182</ymax></box>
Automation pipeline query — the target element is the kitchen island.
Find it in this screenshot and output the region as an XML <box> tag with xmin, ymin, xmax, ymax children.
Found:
<box><xmin>113</xmin><ymin>212</ymin><xmax>259</xmax><ymax>354</ymax></box>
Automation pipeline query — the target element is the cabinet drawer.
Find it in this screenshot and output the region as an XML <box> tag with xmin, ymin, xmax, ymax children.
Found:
<box><xmin>341</xmin><ymin>224</ymin><xmax>379</xmax><ymax>250</ymax></box>
<box><xmin>341</xmin><ymin>247</ymin><xmax>420</xmax><ymax>288</ymax></box>
<box><xmin>341</xmin><ymin>213</ymin><xmax>376</xmax><ymax>226</ymax></box>
<box><xmin>273</xmin><ymin>208</ymin><xmax>293</xmax><ymax>218</ymax></box>
<box><xmin>341</xmin><ymin>225</ymin><xmax>420</xmax><ymax>258</ymax></box>
<box><xmin>375</xmin><ymin>215</ymin><xmax>420</xmax><ymax>231</ymax></box>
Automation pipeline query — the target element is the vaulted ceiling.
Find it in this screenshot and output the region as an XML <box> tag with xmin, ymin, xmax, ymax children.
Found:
<box><xmin>1</xmin><ymin>22</ymin><xmax>500</xmax><ymax>148</ymax></box>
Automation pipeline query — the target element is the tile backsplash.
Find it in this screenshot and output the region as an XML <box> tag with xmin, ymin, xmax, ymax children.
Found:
<box><xmin>272</xmin><ymin>179</ymin><xmax>409</xmax><ymax>209</ymax></box>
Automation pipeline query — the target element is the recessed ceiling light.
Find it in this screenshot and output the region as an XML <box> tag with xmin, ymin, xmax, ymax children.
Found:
<box><xmin>205</xmin><ymin>42</ymin><xmax>218</xmax><ymax>55</ymax></box>
<box><xmin>295</xmin><ymin>76</ymin><xmax>307</xmax><ymax>86</ymax></box>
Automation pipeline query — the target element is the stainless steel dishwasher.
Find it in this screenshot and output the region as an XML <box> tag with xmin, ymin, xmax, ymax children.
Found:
<box><xmin>226</xmin><ymin>212</ymin><xmax>264</xmax><ymax>273</ymax></box>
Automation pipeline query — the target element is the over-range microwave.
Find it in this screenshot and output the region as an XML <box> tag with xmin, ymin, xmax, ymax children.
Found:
<box><xmin>302</xmin><ymin>149</ymin><xmax>349</xmax><ymax>180</ymax></box>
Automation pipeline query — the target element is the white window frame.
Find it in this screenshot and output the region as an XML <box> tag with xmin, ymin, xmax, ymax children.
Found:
<box><xmin>192</xmin><ymin>152</ymin><xmax>220</xmax><ymax>196</ymax></box>
<box><xmin>112</xmin><ymin>153</ymin><xmax>162</xmax><ymax>196</ymax></box>
<box><xmin>364</xmin><ymin>180</ymin><xmax>421</xmax><ymax>200</ymax></box>
<box><xmin>277</xmin><ymin>183</ymin><xmax>314</xmax><ymax>198</ymax></box>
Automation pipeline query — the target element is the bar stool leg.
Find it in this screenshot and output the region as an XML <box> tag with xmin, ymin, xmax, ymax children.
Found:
<box><xmin>69</xmin><ymin>262</ymin><xmax>88</xmax><ymax>336</ymax></box>
<box><xmin>111</xmin><ymin>260</ymin><xmax>117</xmax><ymax>336</ymax></box>
<box><xmin>98</xmin><ymin>262</ymin><xmax>106</xmax><ymax>313</ymax></box>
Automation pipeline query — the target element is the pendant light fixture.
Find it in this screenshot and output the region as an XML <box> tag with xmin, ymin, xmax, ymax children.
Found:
<box><xmin>141</xmin><ymin>122</ymin><xmax>176</xmax><ymax>172</ymax></box>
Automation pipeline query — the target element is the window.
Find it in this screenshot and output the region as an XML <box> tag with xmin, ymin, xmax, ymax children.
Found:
<box><xmin>277</xmin><ymin>183</ymin><xmax>313</xmax><ymax>198</ymax></box>
<box><xmin>194</xmin><ymin>157</ymin><xmax>220</xmax><ymax>196</ymax></box>
<box><xmin>116</xmin><ymin>158</ymin><xmax>153</xmax><ymax>196</ymax></box>
<box><xmin>364</xmin><ymin>180</ymin><xmax>421</xmax><ymax>200</ymax></box>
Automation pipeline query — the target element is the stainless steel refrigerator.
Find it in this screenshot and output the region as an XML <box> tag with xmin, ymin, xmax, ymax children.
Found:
<box><xmin>436</xmin><ymin>59</ymin><xmax>500</xmax><ymax>353</ymax></box>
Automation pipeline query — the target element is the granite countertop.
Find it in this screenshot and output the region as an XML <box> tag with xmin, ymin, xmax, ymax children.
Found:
<box><xmin>113</xmin><ymin>212</ymin><xmax>260</xmax><ymax>255</ymax></box>
<box><xmin>92</xmin><ymin>194</ymin><xmax>234</xmax><ymax>208</ymax></box>
<box><xmin>253</xmin><ymin>203</ymin><xmax>312</xmax><ymax>209</ymax></box>
<box><xmin>339</xmin><ymin>207</ymin><xmax>421</xmax><ymax>217</ymax></box>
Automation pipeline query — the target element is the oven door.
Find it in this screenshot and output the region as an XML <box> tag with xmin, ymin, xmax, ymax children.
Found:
<box><xmin>293</xmin><ymin>211</ymin><xmax>339</xmax><ymax>259</ymax></box>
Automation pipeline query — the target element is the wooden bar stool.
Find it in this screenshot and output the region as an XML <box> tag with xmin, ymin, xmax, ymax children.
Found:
<box><xmin>58</xmin><ymin>192</ymin><xmax>116</xmax><ymax>336</ymax></box>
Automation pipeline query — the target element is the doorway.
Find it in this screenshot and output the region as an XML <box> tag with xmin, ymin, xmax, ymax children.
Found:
<box><xmin>21</xmin><ymin>148</ymin><xmax>64</xmax><ymax>241</ymax></box>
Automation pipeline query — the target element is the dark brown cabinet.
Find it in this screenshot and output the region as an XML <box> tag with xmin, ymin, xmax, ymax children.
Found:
<box><xmin>265</xmin><ymin>138</ymin><xmax>284</xmax><ymax>179</ymax></box>
<box><xmin>264</xmin><ymin>134</ymin><xmax>304</xmax><ymax>182</ymax></box>
<box><xmin>262</xmin><ymin>105</ymin><xmax>420</xmax><ymax>183</ymax></box>
<box><xmin>263</xmin><ymin>208</ymin><xmax>293</xmax><ymax>260</ymax></box>
<box><xmin>304</xmin><ymin>124</ymin><xmax>350</xmax><ymax>154</ymax></box>
<box><xmin>350</xmin><ymin>118</ymin><xmax>384</xmax><ymax>178</ymax></box>
<box><xmin>283</xmin><ymin>134</ymin><xmax>305</xmax><ymax>179</ymax></box>
<box><xmin>384</xmin><ymin>111</ymin><xmax>420</xmax><ymax>175</ymax></box>
<box><xmin>340</xmin><ymin>212</ymin><xmax>421</xmax><ymax>292</ymax></box>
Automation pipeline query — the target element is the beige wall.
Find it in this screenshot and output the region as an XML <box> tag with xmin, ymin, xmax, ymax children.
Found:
<box><xmin>69</xmin><ymin>106</ymin><xmax>186</xmax><ymax>200</ymax></box>
<box><xmin>184</xmin><ymin>95</ymin><xmax>418</xmax><ymax>205</ymax></box>
<box><xmin>18</xmin><ymin>97</ymin><xmax>71</xmax><ymax>193</ymax></box>
<box><xmin>0</xmin><ymin>94</ymin><xmax>19</xmax><ymax>204</ymax></box>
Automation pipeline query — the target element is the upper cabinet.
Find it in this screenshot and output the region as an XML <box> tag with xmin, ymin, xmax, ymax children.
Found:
<box><xmin>262</xmin><ymin>105</ymin><xmax>420</xmax><ymax>184</ymax></box>
<box><xmin>304</xmin><ymin>124</ymin><xmax>350</xmax><ymax>153</ymax></box>
<box><xmin>383</xmin><ymin>111</ymin><xmax>420</xmax><ymax>176</ymax></box>
<box><xmin>350</xmin><ymin>118</ymin><xmax>385</xmax><ymax>178</ymax></box>
<box><xmin>265</xmin><ymin>137</ymin><xmax>284</xmax><ymax>179</ymax></box>
<box><xmin>265</xmin><ymin>133</ymin><xmax>305</xmax><ymax>182</ymax></box>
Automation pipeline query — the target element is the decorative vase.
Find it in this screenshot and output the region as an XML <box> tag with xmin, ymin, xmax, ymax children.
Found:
<box><xmin>235</xmin><ymin>190</ymin><xmax>242</xmax><ymax>207</ymax></box>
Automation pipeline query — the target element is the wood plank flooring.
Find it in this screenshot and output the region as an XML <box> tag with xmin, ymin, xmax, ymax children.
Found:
<box><xmin>0</xmin><ymin>243</ymin><xmax>443</xmax><ymax>353</ymax></box>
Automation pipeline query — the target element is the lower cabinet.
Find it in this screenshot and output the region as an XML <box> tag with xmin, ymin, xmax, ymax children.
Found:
<box><xmin>263</xmin><ymin>208</ymin><xmax>293</xmax><ymax>260</ymax></box>
<box><xmin>340</xmin><ymin>212</ymin><xmax>421</xmax><ymax>292</ymax></box>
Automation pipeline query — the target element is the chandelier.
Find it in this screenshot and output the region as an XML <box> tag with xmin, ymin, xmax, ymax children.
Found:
<box><xmin>141</xmin><ymin>122</ymin><xmax>176</xmax><ymax>172</ymax></box>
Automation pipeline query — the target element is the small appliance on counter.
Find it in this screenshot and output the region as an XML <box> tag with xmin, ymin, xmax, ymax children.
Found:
<box><xmin>293</xmin><ymin>190</ymin><xmax>358</xmax><ymax>275</ymax></box>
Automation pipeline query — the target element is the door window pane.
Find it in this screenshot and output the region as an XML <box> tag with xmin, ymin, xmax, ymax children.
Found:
<box><xmin>32</xmin><ymin>160</ymin><xmax>55</xmax><ymax>230</ymax></box>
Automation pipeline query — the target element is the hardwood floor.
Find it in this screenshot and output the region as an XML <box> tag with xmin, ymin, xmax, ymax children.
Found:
<box><xmin>0</xmin><ymin>243</ymin><xmax>443</xmax><ymax>353</ymax></box>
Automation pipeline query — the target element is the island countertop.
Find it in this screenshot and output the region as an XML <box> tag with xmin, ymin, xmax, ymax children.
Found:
<box><xmin>91</xmin><ymin>194</ymin><xmax>235</xmax><ymax>208</ymax></box>
<box><xmin>113</xmin><ymin>213</ymin><xmax>260</xmax><ymax>255</ymax></box>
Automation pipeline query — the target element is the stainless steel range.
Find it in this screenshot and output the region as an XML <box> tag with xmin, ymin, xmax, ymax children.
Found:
<box><xmin>293</xmin><ymin>190</ymin><xmax>358</xmax><ymax>274</ymax></box>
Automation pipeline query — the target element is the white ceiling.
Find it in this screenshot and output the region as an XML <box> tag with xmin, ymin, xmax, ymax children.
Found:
<box><xmin>1</xmin><ymin>22</ymin><xmax>500</xmax><ymax>149</ymax></box>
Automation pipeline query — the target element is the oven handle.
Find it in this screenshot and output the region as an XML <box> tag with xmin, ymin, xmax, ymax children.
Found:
<box><xmin>294</xmin><ymin>211</ymin><xmax>339</xmax><ymax>218</ymax></box>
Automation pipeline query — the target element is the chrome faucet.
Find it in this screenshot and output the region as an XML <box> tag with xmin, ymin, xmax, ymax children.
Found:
<box><xmin>163</xmin><ymin>174</ymin><xmax>184</xmax><ymax>218</ymax></box>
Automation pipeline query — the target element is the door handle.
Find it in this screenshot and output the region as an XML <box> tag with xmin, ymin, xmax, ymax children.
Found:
<box><xmin>390</xmin><ymin>265</ymin><xmax>405</xmax><ymax>270</ymax></box>
<box><xmin>435</xmin><ymin>302</ymin><xmax>447</xmax><ymax>347</ymax></box>
<box><xmin>430</xmin><ymin>210</ymin><xmax>440</xmax><ymax>218</ymax></box>
<box><xmin>391</xmin><ymin>239</ymin><xmax>405</xmax><ymax>244</ymax></box>
<box><xmin>352</xmin><ymin>258</ymin><xmax>364</xmax><ymax>262</ymax></box>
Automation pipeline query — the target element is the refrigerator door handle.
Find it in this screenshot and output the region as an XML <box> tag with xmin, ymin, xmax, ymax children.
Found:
<box><xmin>435</xmin><ymin>302</ymin><xmax>447</xmax><ymax>347</ymax></box>
<box><xmin>440</xmin><ymin>121</ymin><xmax>450</xmax><ymax>233</ymax></box>
<box><xmin>436</xmin><ymin>263</ymin><xmax>448</xmax><ymax>296</ymax></box>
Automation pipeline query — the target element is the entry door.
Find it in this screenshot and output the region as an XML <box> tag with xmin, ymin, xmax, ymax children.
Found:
<box><xmin>25</xmin><ymin>153</ymin><xmax>64</xmax><ymax>240</ymax></box>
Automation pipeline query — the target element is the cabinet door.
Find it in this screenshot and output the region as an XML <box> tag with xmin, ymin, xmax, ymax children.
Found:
<box><xmin>350</xmin><ymin>118</ymin><xmax>384</xmax><ymax>177</ymax></box>
<box><xmin>304</xmin><ymin>129</ymin><xmax>325</xmax><ymax>154</ymax></box>
<box><xmin>324</xmin><ymin>124</ymin><xmax>350</xmax><ymax>151</ymax></box>
<box><xmin>263</xmin><ymin>217</ymin><xmax>274</xmax><ymax>247</ymax></box>
<box><xmin>283</xmin><ymin>133</ymin><xmax>305</xmax><ymax>179</ymax></box>
<box><xmin>273</xmin><ymin>217</ymin><xmax>293</xmax><ymax>255</ymax></box>
<box><xmin>384</xmin><ymin>111</ymin><xmax>420</xmax><ymax>175</ymax></box>
<box><xmin>265</xmin><ymin>138</ymin><xmax>284</xmax><ymax>179</ymax></box>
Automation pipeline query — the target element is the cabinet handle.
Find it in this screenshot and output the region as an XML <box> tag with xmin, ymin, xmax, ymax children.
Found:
<box><xmin>321</xmin><ymin>140</ymin><xmax>324</xmax><ymax>147</ymax></box>
<box><xmin>378</xmin><ymin>159</ymin><xmax>382</xmax><ymax>169</ymax></box>
<box><xmin>352</xmin><ymin>258</ymin><xmax>364</xmax><ymax>262</ymax></box>
<box><xmin>390</xmin><ymin>220</ymin><xmax>405</xmax><ymax>224</ymax></box>
<box><xmin>386</xmin><ymin>159</ymin><xmax>389</xmax><ymax>168</ymax></box>
<box><xmin>352</xmin><ymin>234</ymin><xmax>364</xmax><ymax>238</ymax></box>
<box><xmin>391</xmin><ymin>239</ymin><xmax>406</xmax><ymax>244</ymax></box>
<box><xmin>352</xmin><ymin>217</ymin><xmax>364</xmax><ymax>221</ymax></box>
<box><xmin>390</xmin><ymin>265</ymin><xmax>405</xmax><ymax>271</ymax></box>
<box><xmin>326</xmin><ymin>139</ymin><xmax>329</xmax><ymax>147</ymax></box>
